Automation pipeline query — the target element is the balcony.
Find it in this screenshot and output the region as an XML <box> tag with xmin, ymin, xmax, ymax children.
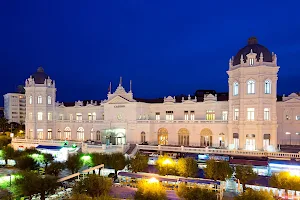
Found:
<box><xmin>135</xmin><ymin>120</ymin><xmax>228</xmax><ymax>124</ymax></box>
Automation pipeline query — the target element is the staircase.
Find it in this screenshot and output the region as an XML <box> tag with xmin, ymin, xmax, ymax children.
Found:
<box><xmin>126</xmin><ymin>144</ymin><xmax>137</xmax><ymax>155</ymax></box>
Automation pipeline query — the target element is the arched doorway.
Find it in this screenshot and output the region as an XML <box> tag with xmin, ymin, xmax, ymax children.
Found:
<box><xmin>200</xmin><ymin>128</ymin><xmax>213</xmax><ymax>147</ymax></box>
<box><xmin>178</xmin><ymin>128</ymin><xmax>189</xmax><ymax>146</ymax></box>
<box><xmin>158</xmin><ymin>128</ymin><xmax>168</xmax><ymax>145</ymax></box>
<box><xmin>96</xmin><ymin>131</ymin><xmax>101</xmax><ymax>141</ymax></box>
<box><xmin>141</xmin><ymin>132</ymin><xmax>146</xmax><ymax>143</ymax></box>
<box><xmin>64</xmin><ymin>127</ymin><xmax>71</xmax><ymax>140</ymax></box>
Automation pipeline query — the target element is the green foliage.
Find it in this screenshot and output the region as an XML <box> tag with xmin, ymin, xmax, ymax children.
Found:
<box><xmin>46</xmin><ymin>162</ymin><xmax>65</xmax><ymax>176</ymax></box>
<box><xmin>22</xmin><ymin>147</ymin><xmax>40</xmax><ymax>156</ymax></box>
<box><xmin>0</xmin><ymin>135</ymin><xmax>11</xmax><ymax>148</ymax></box>
<box><xmin>176</xmin><ymin>183</ymin><xmax>217</xmax><ymax>200</ymax></box>
<box><xmin>73</xmin><ymin>174</ymin><xmax>112</xmax><ymax>198</ymax></box>
<box><xmin>66</xmin><ymin>154</ymin><xmax>82</xmax><ymax>174</ymax></box>
<box><xmin>269</xmin><ymin>171</ymin><xmax>300</xmax><ymax>193</ymax></box>
<box><xmin>0</xmin><ymin>117</ymin><xmax>9</xmax><ymax>133</ymax></box>
<box><xmin>15</xmin><ymin>171</ymin><xmax>59</xmax><ymax>200</ymax></box>
<box><xmin>177</xmin><ymin>157</ymin><xmax>198</xmax><ymax>178</ymax></box>
<box><xmin>15</xmin><ymin>156</ymin><xmax>39</xmax><ymax>170</ymax></box>
<box><xmin>204</xmin><ymin>159</ymin><xmax>233</xmax><ymax>181</ymax></box>
<box><xmin>234</xmin><ymin>188</ymin><xmax>275</xmax><ymax>200</ymax></box>
<box><xmin>43</xmin><ymin>153</ymin><xmax>54</xmax><ymax>170</ymax></box>
<box><xmin>235</xmin><ymin>165</ymin><xmax>257</xmax><ymax>191</ymax></box>
<box><xmin>3</xmin><ymin>146</ymin><xmax>15</xmax><ymax>165</ymax></box>
<box><xmin>155</xmin><ymin>155</ymin><xmax>177</xmax><ymax>176</ymax></box>
<box><xmin>109</xmin><ymin>152</ymin><xmax>126</xmax><ymax>173</ymax></box>
<box><xmin>134</xmin><ymin>179</ymin><xmax>167</xmax><ymax>200</ymax></box>
<box><xmin>130</xmin><ymin>153</ymin><xmax>149</xmax><ymax>173</ymax></box>
<box><xmin>0</xmin><ymin>188</ymin><xmax>13</xmax><ymax>200</ymax></box>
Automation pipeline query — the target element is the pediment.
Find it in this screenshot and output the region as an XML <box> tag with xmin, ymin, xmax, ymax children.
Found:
<box><xmin>284</xmin><ymin>98</ymin><xmax>300</xmax><ymax>104</ymax></box>
<box><xmin>107</xmin><ymin>95</ymin><xmax>130</xmax><ymax>104</ymax></box>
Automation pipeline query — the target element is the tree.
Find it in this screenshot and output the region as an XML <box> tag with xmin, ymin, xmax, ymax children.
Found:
<box><xmin>235</xmin><ymin>188</ymin><xmax>275</xmax><ymax>200</ymax></box>
<box><xmin>269</xmin><ymin>171</ymin><xmax>300</xmax><ymax>197</ymax></box>
<box><xmin>155</xmin><ymin>155</ymin><xmax>176</xmax><ymax>176</ymax></box>
<box><xmin>37</xmin><ymin>175</ymin><xmax>59</xmax><ymax>200</ymax></box>
<box><xmin>130</xmin><ymin>153</ymin><xmax>148</xmax><ymax>173</ymax></box>
<box><xmin>15</xmin><ymin>156</ymin><xmax>39</xmax><ymax>170</ymax></box>
<box><xmin>176</xmin><ymin>183</ymin><xmax>217</xmax><ymax>200</ymax></box>
<box><xmin>109</xmin><ymin>153</ymin><xmax>126</xmax><ymax>175</ymax></box>
<box><xmin>204</xmin><ymin>159</ymin><xmax>233</xmax><ymax>181</ymax></box>
<box><xmin>0</xmin><ymin>135</ymin><xmax>11</xmax><ymax>148</ymax></box>
<box><xmin>177</xmin><ymin>157</ymin><xmax>198</xmax><ymax>178</ymax></box>
<box><xmin>66</xmin><ymin>154</ymin><xmax>82</xmax><ymax>174</ymax></box>
<box><xmin>0</xmin><ymin>117</ymin><xmax>8</xmax><ymax>134</ymax></box>
<box><xmin>43</xmin><ymin>153</ymin><xmax>54</xmax><ymax>171</ymax></box>
<box><xmin>235</xmin><ymin>165</ymin><xmax>257</xmax><ymax>191</ymax></box>
<box><xmin>3</xmin><ymin>146</ymin><xmax>15</xmax><ymax>165</ymax></box>
<box><xmin>134</xmin><ymin>179</ymin><xmax>167</xmax><ymax>200</ymax></box>
<box><xmin>73</xmin><ymin>174</ymin><xmax>112</xmax><ymax>198</ymax></box>
<box><xmin>46</xmin><ymin>162</ymin><xmax>65</xmax><ymax>176</ymax></box>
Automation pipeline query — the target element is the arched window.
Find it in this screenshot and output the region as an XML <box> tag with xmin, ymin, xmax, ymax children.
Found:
<box><xmin>265</xmin><ymin>80</ymin><xmax>271</xmax><ymax>94</ymax></box>
<box><xmin>90</xmin><ymin>128</ymin><xmax>94</xmax><ymax>140</ymax></box>
<box><xmin>233</xmin><ymin>82</ymin><xmax>239</xmax><ymax>96</ymax></box>
<box><xmin>29</xmin><ymin>96</ymin><xmax>33</xmax><ymax>104</ymax></box>
<box><xmin>157</xmin><ymin>128</ymin><xmax>168</xmax><ymax>145</ymax></box>
<box><xmin>37</xmin><ymin>96</ymin><xmax>42</xmax><ymax>104</ymax></box>
<box><xmin>247</xmin><ymin>80</ymin><xmax>255</xmax><ymax>94</ymax></box>
<box><xmin>77</xmin><ymin>127</ymin><xmax>84</xmax><ymax>141</ymax></box>
<box><xmin>141</xmin><ymin>132</ymin><xmax>146</xmax><ymax>143</ymax></box>
<box><xmin>64</xmin><ymin>127</ymin><xmax>71</xmax><ymax>140</ymax></box>
<box><xmin>178</xmin><ymin>128</ymin><xmax>189</xmax><ymax>146</ymax></box>
<box><xmin>96</xmin><ymin>131</ymin><xmax>101</xmax><ymax>141</ymax></box>
<box><xmin>47</xmin><ymin>96</ymin><xmax>52</xmax><ymax>104</ymax></box>
<box><xmin>249</xmin><ymin>58</ymin><xmax>254</xmax><ymax>66</ymax></box>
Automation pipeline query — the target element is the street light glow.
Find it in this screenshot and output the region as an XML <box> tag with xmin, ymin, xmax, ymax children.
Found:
<box><xmin>81</xmin><ymin>155</ymin><xmax>91</xmax><ymax>161</ymax></box>
<box><xmin>163</xmin><ymin>158</ymin><xmax>172</xmax><ymax>165</ymax></box>
<box><xmin>148</xmin><ymin>177</ymin><xmax>159</xmax><ymax>183</ymax></box>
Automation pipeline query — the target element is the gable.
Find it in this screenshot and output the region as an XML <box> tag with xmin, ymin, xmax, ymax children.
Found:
<box><xmin>107</xmin><ymin>95</ymin><xmax>130</xmax><ymax>104</ymax></box>
<box><xmin>284</xmin><ymin>98</ymin><xmax>300</xmax><ymax>104</ymax></box>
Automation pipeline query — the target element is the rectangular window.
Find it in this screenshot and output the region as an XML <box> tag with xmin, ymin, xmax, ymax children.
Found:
<box><xmin>166</xmin><ymin>111</ymin><xmax>174</xmax><ymax>121</ymax></box>
<box><xmin>48</xmin><ymin>112</ymin><xmax>52</xmax><ymax>121</ymax></box>
<box><xmin>206</xmin><ymin>110</ymin><xmax>215</xmax><ymax>120</ymax></box>
<box><xmin>92</xmin><ymin>112</ymin><xmax>96</xmax><ymax>120</ymax></box>
<box><xmin>37</xmin><ymin>96</ymin><xmax>42</xmax><ymax>104</ymax></box>
<box><xmin>88</xmin><ymin>113</ymin><xmax>92</xmax><ymax>121</ymax></box>
<box><xmin>234</xmin><ymin>108</ymin><xmax>239</xmax><ymax>120</ymax></box>
<box><xmin>247</xmin><ymin>108</ymin><xmax>255</xmax><ymax>121</ymax></box>
<box><xmin>59</xmin><ymin>114</ymin><xmax>63</xmax><ymax>120</ymax></box>
<box><xmin>48</xmin><ymin>129</ymin><xmax>52</xmax><ymax>139</ymax></box>
<box><xmin>222</xmin><ymin>111</ymin><xmax>228</xmax><ymax>121</ymax></box>
<box><xmin>190</xmin><ymin>111</ymin><xmax>195</xmax><ymax>121</ymax></box>
<box><xmin>47</xmin><ymin>96</ymin><xmax>52</xmax><ymax>104</ymax></box>
<box><xmin>264</xmin><ymin>108</ymin><xmax>270</xmax><ymax>121</ymax></box>
<box><xmin>37</xmin><ymin>129</ymin><xmax>43</xmax><ymax>139</ymax></box>
<box><xmin>184</xmin><ymin>111</ymin><xmax>189</xmax><ymax>120</ymax></box>
<box><xmin>233</xmin><ymin>138</ymin><xmax>239</xmax><ymax>149</ymax></box>
<box><xmin>37</xmin><ymin>112</ymin><xmax>43</xmax><ymax>121</ymax></box>
<box><xmin>29</xmin><ymin>112</ymin><xmax>33</xmax><ymax>120</ymax></box>
<box><xmin>76</xmin><ymin>113</ymin><xmax>82</xmax><ymax>121</ymax></box>
<box><xmin>155</xmin><ymin>112</ymin><xmax>160</xmax><ymax>120</ymax></box>
<box><xmin>296</xmin><ymin>115</ymin><xmax>300</xmax><ymax>121</ymax></box>
<box><xmin>69</xmin><ymin>114</ymin><xmax>73</xmax><ymax>121</ymax></box>
<box><xmin>29</xmin><ymin>96</ymin><xmax>33</xmax><ymax>104</ymax></box>
<box><xmin>29</xmin><ymin>129</ymin><xmax>33</xmax><ymax>139</ymax></box>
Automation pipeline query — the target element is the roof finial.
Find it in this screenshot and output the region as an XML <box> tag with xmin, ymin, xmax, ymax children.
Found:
<box><xmin>248</xmin><ymin>37</ymin><xmax>258</xmax><ymax>45</ymax></box>
<box><xmin>119</xmin><ymin>77</ymin><xmax>122</xmax><ymax>86</ymax></box>
<box><xmin>129</xmin><ymin>80</ymin><xmax>132</xmax><ymax>92</ymax></box>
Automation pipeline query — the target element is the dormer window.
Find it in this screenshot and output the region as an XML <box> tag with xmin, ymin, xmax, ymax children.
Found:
<box><xmin>249</xmin><ymin>58</ymin><xmax>254</xmax><ymax>66</ymax></box>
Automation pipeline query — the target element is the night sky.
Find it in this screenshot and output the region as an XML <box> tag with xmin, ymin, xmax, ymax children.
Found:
<box><xmin>1</xmin><ymin>1</ymin><xmax>300</xmax><ymax>106</ymax></box>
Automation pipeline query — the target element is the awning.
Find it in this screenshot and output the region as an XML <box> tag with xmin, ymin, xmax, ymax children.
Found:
<box><xmin>36</xmin><ymin>145</ymin><xmax>62</xmax><ymax>150</ymax></box>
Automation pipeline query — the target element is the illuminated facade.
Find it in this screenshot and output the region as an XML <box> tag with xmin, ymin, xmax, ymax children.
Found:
<box><xmin>23</xmin><ymin>37</ymin><xmax>300</xmax><ymax>150</ymax></box>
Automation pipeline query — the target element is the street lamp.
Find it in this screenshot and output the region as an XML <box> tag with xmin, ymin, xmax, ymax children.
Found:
<box><xmin>286</xmin><ymin>132</ymin><xmax>291</xmax><ymax>145</ymax></box>
<box><xmin>148</xmin><ymin>177</ymin><xmax>159</xmax><ymax>184</ymax></box>
<box><xmin>163</xmin><ymin>159</ymin><xmax>172</xmax><ymax>176</ymax></box>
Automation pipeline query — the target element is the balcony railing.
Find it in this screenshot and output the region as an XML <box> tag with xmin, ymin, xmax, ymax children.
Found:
<box><xmin>137</xmin><ymin>145</ymin><xmax>300</xmax><ymax>159</ymax></box>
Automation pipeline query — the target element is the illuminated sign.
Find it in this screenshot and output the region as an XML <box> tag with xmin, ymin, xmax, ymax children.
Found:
<box><xmin>114</xmin><ymin>105</ymin><xmax>125</xmax><ymax>108</ymax></box>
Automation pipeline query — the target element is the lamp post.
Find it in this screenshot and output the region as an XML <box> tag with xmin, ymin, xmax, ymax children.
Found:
<box><xmin>286</xmin><ymin>132</ymin><xmax>291</xmax><ymax>145</ymax></box>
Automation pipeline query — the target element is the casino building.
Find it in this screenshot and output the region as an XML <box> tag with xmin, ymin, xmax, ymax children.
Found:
<box><xmin>22</xmin><ymin>37</ymin><xmax>300</xmax><ymax>151</ymax></box>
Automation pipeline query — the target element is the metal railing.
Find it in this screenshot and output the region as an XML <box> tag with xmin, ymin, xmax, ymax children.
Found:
<box><xmin>137</xmin><ymin>145</ymin><xmax>300</xmax><ymax>159</ymax></box>
<box><xmin>12</xmin><ymin>138</ymin><xmax>83</xmax><ymax>145</ymax></box>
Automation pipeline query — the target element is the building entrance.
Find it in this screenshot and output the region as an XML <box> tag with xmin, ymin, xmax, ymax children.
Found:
<box><xmin>102</xmin><ymin>128</ymin><xmax>126</xmax><ymax>145</ymax></box>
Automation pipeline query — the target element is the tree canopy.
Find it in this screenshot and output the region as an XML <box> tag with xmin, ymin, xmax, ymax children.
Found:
<box><xmin>269</xmin><ymin>171</ymin><xmax>300</xmax><ymax>195</ymax></box>
<box><xmin>15</xmin><ymin>156</ymin><xmax>39</xmax><ymax>171</ymax></box>
<box><xmin>235</xmin><ymin>165</ymin><xmax>257</xmax><ymax>191</ymax></box>
<box><xmin>130</xmin><ymin>153</ymin><xmax>148</xmax><ymax>173</ymax></box>
<box><xmin>234</xmin><ymin>189</ymin><xmax>275</xmax><ymax>200</ymax></box>
<box><xmin>203</xmin><ymin>159</ymin><xmax>233</xmax><ymax>181</ymax></box>
<box><xmin>176</xmin><ymin>183</ymin><xmax>217</xmax><ymax>200</ymax></box>
<box><xmin>134</xmin><ymin>179</ymin><xmax>167</xmax><ymax>200</ymax></box>
<box><xmin>177</xmin><ymin>157</ymin><xmax>198</xmax><ymax>178</ymax></box>
<box><xmin>66</xmin><ymin>154</ymin><xmax>82</xmax><ymax>174</ymax></box>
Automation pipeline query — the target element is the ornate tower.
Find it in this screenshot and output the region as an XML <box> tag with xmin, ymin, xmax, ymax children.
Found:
<box><xmin>227</xmin><ymin>37</ymin><xmax>279</xmax><ymax>150</ymax></box>
<box><xmin>25</xmin><ymin>67</ymin><xmax>57</xmax><ymax>139</ymax></box>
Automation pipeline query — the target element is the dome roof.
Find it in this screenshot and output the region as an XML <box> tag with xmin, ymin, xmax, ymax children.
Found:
<box><xmin>31</xmin><ymin>67</ymin><xmax>49</xmax><ymax>84</ymax></box>
<box><xmin>233</xmin><ymin>37</ymin><xmax>273</xmax><ymax>66</ymax></box>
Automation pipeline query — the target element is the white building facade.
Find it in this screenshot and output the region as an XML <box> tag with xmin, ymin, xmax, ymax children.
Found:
<box><xmin>3</xmin><ymin>93</ymin><xmax>26</xmax><ymax>123</ymax></box>
<box><xmin>23</xmin><ymin>37</ymin><xmax>300</xmax><ymax>151</ymax></box>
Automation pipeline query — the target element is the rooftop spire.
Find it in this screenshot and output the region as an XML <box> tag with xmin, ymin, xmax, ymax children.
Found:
<box><xmin>119</xmin><ymin>77</ymin><xmax>122</xmax><ymax>86</ymax></box>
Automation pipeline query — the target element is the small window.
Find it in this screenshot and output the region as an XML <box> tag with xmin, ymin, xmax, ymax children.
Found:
<box><xmin>48</xmin><ymin>112</ymin><xmax>52</xmax><ymax>121</ymax></box>
<box><xmin>184</xmin><ymin>111</ymin><xmax>188</xmax><ymax>120</ymax></box>
<box><xmin>190</xmin><ymin>111</ymin><xmax>195</xmax><ymax>120</ymax></box>
<box><xmin>234</xmin><ymin>108</ymin><xmax>239</xmax><ymax>120</ymax></box>
<box><xmin>37</xmin><ymin>96</ymin><xmax>42</xmax><ymax>104</ymax></box>
<box><xmin>88</xmin><ymin>113</ymin><xmax>92</xmax><ymax>121</ymax></box>
<box><xmin>92</xmin><ymin>112</ymin><xmax>96</xmax><ymax>120</ymax></box>
<box><xmin>166</xmin><ymin>111</ymin><xmax>174</xmax><ymax>121</ymax></box>
<box><xmin>296</xmin><ymin>115</ymin><xmax>300</xmax><ymax>120</ymax></box>
<box><xmin>264</xmin><ymin>108</ymin><xmax>270</xmax><ymax>121</ymax></box>
<box><xmin>29</xmin><ymin>112</ymin><xmax>33</xmax><ymax>120</ymax></box>
<box><xmin>155</xmin><ymin>112</ymin><xmax>160</xmax><ymax>120</ymax></box>
<box><xmin>247</xmin><ymin>108</ymin><xmax>255</xmax><ymax>121</ymax></box>
<box><xmin>206</xmin><ymin>110</ymin><xmax>215</xmax><ymax>120</ymax></box>
<box><xmin>47</xmin><ymin>96</ymin><xmax>52</xmax><ymax>104</ymax></box>
<box><xmin>76</xmin><ymin>113</ymin><xmax>82</xmax><ymax>121</ymax></box>
<box><xmin>29</xmin><ymin>96</ymin><xmax>33</xmax><ymax>104</ymax></box>
<box><xmin>265</xmin><ymin>80</ymin><xmax>271</xmax><ymax>94</ymax></box>
<box><xmin>48</xmin><ymin>129</ymin><xmax>52</xmax><ymax>139</ymax></box>
<box><xmin>233</xmin><ymin>82</ymin><xmax>239</xmax><ymax>96</ymax></box>
<box><xmin>249</xmin><ymin>58</ymin><xmax>254</xmax><ymax>66</ymax></box>
<box><xmin>286</xmin><ymin>115</ymin><xmax>290</xmax><ymax>120</ymax></box>
<box><xmin>222</xmin><ymin>111</ymin><xmax>228</xmax><ymax>121</ymax></box>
